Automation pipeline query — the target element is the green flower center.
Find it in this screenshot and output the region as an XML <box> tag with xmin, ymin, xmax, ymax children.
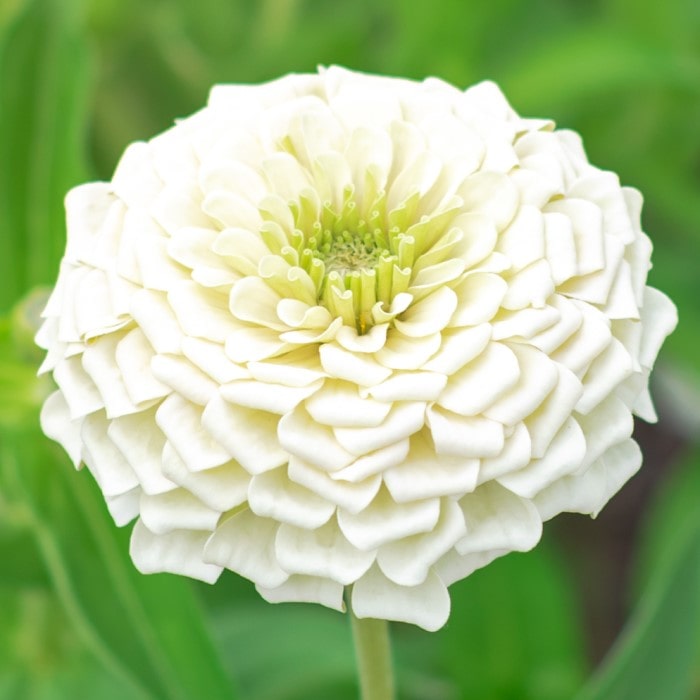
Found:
<box><xmin>257</xmin><ymin>184</ymin><xmax>460</xmax><ymax>334</ymax></box>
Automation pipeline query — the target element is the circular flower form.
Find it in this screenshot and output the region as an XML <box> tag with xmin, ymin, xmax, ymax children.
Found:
<box><xmin>37</xmin><ymin>67</ymin><xmax>677</xmax><ymax>631</ymax></box>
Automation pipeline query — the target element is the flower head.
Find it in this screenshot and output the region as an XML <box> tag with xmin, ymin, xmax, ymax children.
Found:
<box><xmin>37</xmin><ymin>67</ymin><xmax>677</xmax><ymax>631</ymax></box>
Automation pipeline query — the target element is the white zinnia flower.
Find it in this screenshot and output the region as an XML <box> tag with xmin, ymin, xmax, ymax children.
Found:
<box><xmin>37</xmin><ymin>67</ymin><xmax>677</xmax><ymax>631</ymax></box>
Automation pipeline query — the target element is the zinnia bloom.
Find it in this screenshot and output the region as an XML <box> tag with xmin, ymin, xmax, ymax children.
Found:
<box><xmin>37</xmin><ymin>66</ymin><xmax>677</xmax><ymax>631</ymax></box>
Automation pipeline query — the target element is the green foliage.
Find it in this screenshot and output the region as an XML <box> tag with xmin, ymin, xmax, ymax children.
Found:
<box><xmin>0</xmin><ymin>0</ymin><xmax>92</xmax><ymax>312</ymax></box>
<box><xmin>575</xmin><ymin>451</ymin><xmax>700</xmax><ymax>700</ymax></box>
<box><xmin>1</xmin><ymin>0</ymin><xmax>699</xmax><ymax>698</ymax></box>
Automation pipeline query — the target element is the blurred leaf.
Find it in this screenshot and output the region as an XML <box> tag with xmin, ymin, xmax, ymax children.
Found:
<box><xmin>574</xmin><ymin>455</ymin><xmax>700</xmax><ymax>700</ymax></box>
<box><xmin>214</xmin><ymin>603</ymin><xmax>358</xmax><ymax>700</ymax></box>
<box><xmin>501</xmin><ymin>27</ymin><xmax>700</xmax><ymax>114</ymax></box>
<box><xmin>0</xmin><ymin>0</ymin><xmax>91</xmax><ymax>311</ymax></box>
<box><xmin>429</xmin><ymin>542</ymin><xmax>587</xmax><ymax>700</ymax></box>
<box><xmin>0</xmin><ymin>428</ymin><xmax>237</xmax><ymax>700</ymax></box>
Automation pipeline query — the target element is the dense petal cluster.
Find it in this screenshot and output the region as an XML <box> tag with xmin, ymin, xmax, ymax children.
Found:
<box><xmin>37</xmin><ymin>67</ymin><xmax>676</xmax><ymax>630</ymax></box>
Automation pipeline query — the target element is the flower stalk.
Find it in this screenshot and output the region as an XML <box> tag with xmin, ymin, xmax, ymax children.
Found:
<box><xmin>350</xmin><ymin>606</ymin><xmax>395</xmax><ymax>700</ymax></box>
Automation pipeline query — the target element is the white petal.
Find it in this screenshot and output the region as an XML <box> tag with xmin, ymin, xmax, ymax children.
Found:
<box><xmin>53</xmin><ymin>355</ymin><xmax>103</xmax><ymax>419</ymax></box>
<box><xmin>333</xmin><ymin>402</ymin><xmax>426</xmax><ymax>456</ymax></box>
<box><xmin>140</xmin><ymin>488</ymin><xmax>220</xmax><ymax>535</ymax></box>
<box><xmin>377</xmin><ymin>499</ymin><xmax>466</xmax><ymax>585</ymax></box>
<box><xmin>559</xmin><ymin>235</ymin><xmax>624</xmax><ymax>305</ymax></box>
<box><xmin>352</xmin><ymin>566</ymin><xmax>450</xmax><ymax>632</ymax></box>
<box><xmin>495</xmin><ymin>205</ymin><xmax>545</xmax><ymax>271</ymax></box>
<box><xmin>203</xmin><ymin>510</ymin><xmax>288</xmax><ymax>588</ymax></box>
<box><xmin>225</xmin><ymin>327</ymin><xmax>291</xmax><ymax>363</ymax></box>
<box><xmin>438</xmin><ymin>342</ymin><xmax>519</xmax><ymax>416</ymax></box>
<box><xmin>40</xmin><ymin>391</ymin><xmax>82</xmax><ymax>466</ymax></box>
<box><xmin>577</xmin><ymin>339</ymin><xmax>633</xmax><ymax>414</ymax></box>
<box><xmin>257</xmin><ymin>576</ymin><xmax>345</xmax><ymax>612</ymax></box>
<box><xmin>422</xmin><ymin>324</ymin><xmax>492</xmax><ymax>375</ymax></box>
<box><xmin>543</xmin><ymin>211</ymin><xmax>577</xmax><ymax>285</ymax></box>
<box><xmin>427</xmin><ymin>406</ymin><xmax>504</xmax><ymax>458</ymax></box>
<box><xmin>534</xmin><ymin>439</ymin><xmax>641</xmax><ymax>520</ymax></box>
<box><xmin>331</xmin><ymin>440</ymin><xmax>410</xmax><ymax>483</ymax></box>
<box><xmin>477</xmin><ymin>423</ymin><xmax>532</xmax><ymax>484</ymax></box>
<box><xmin>449</xmin><ymin>273</ymin><xmax>507</xmax><ymax>327</ymax></box>
<box><xmin>275</xmin><ymin>519</ymin><xmax>375</xmax><ymax>585</ymax></box>
<box><xmin>108</xmin><ymin>409</ymin><xmax>177</xmax><ymax>495</ymax></box>
<box><xmin>375</xmin><ymin>332</ymin><xmax>442</xmax><ymax>370</ymax></box>
<box><xmin>319</xmin><ymin>342</ymin><xmax>392</xmax><ymax>386</ymax></box>
<box><xmin>131</xmin><ymin>520</ymin><xmax>222</xmax><ymax>583</ymax></box>
<box><xmin>638</xmin><ymin>287</ymin><xmax>678</xmax><ymax>370</ymax></box>
<box><xmin>116</xmin><ymin>329</ymin><xmax>171</xmax><ymax>404</ymax></box>
<box><xmin>434</xmin><ymin>547</ymin><xmax>508</xmax><ymax>586</ymax></box>
<box><xmin>106</xmin><ymin>488</ymin><xmax>141</xmax><ymax>526</ymax></box>
<box><xmin>156</xmin><ymin>394</ymin><xmax>230</xmax><ymax>471</ymax></box>
<box><xmin>384</xmin><ymin>431</ymin><xmax>479</xmax><ymax>502</ymax></box>
<box><xmin>551</xmin><ymin>301</ymin><xmax>611</xmax><ymax>375</ymax></box>
<box><xmin>202</xmin><ymin>394</ymin><xmax>287</xmax><ymax>474</ymax></box>
<box><xmin>365</xmin><ymin>371</ymin><xmax>446</xmax><ymax>402</ymax></box>
<box><xmin>497</xmin><ymin>418</ymin><xmax>587</xmax><ymax>498</ymax></box>
<box><xmin>483</xmin><ymin>343</ymin><xmax>558</xmax><ymax>425</ymax></box>
<box><xmin>181</xmin><ymin>337</ymin><xmax>249</xmax><ymax>384</ymax></box>
<box><xmin>278</xmin><ymin>407</ymin><xmax>356</xmax><ymax>471</ymax></box>
<box><xmin>248</xmin><ymin>467</ymin><xmax>335</xmax><ymax>529</ymax></box>
<box><xmin>456</xmin><ymin>482</ymin><xmax>542</xmax><ymax>555</ymax></box>
<box><xmin>81</xmin><ymin>412</ymin><xmax>139</xmax><ymax>495</ymax></box>
<box><xmin>161</xmin><ymin>442</ymin><xmax>249</xmax><ymax>512</ymax></box>
<box><xmin>393</xmin><ymin>286</ymin><xmax>457</xmax><ymax>337</ymax></box>
<box><xmin>338</xmin><ymin>489</ymin><xmax>440</xmax><ymax>550</ymax></box>
<box><xmin>288</xmin><ymin>457</ymin><xmax>381</xmax><ymax>513</ymax></box>
<box><xmin>502</xmin><ymin>259</ymin><xmax>554</xmax><ymax>310</ymax></box>
<box><xmin>490</xmin><ymin>306</ymin><xmax>561</xmax><ymax>342</ymax></box>
<box><xmin>524</xmin><ymin>364</ymin><xmax>582</xmax><ymax>458</ymax></box>
<box><xmin>151</xmin><ymin>354</ymin><xmax>218</xmax><ymax>405</ymax></box>
<box><xmin>221</xmin><ymin>378</ymin><xmax>322</xmax><ymax>414</ymax></box>
<box><xmin>305</xmin><ymin>379</ymin><xmax>392</xmax><ymax>428</ymax></box>
<box><xmin>168</xmin><ymin>281</ymin><xmax>239</xmax><ymax>343</ymax></box>
<box><xmin>576</xmin><ymin>395</ymin><xmax>634</xmax><ymax>471</ymax></box>
<box><xmin>545</xmin><ymin>198</ymin><xmax>605</xmax><ymax>275</ymax></box>
<box><xmin>457</xmin><ymin>171</ymin><xmax>519</xmax><ymax>231</ymax></box>
<box><xmin>130</xmin><ymin>289</ymin><xmax>182</xmax><ymax>355</ymax></box>
<box><xmin>247</xmin><ymin>347</ymin><xmax>326</xmax><ymax>387</ymax></box>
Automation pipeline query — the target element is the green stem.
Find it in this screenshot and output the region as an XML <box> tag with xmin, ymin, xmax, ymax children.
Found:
<box><xmin>350</xmin><ymin>606</ymin><xmax>395</xmax><ymax>700</ymax></box>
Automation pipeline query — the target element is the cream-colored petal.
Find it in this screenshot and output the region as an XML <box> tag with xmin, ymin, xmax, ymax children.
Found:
<box><xmin>377</xmin><ymin>499</ymin><xmax>466</xmax><ymax>585</ymax></box>
<box><xmin>333</xmin><ymin>402</ymin><xmax>426</xmax><ymax>456</ymax></box>
<box><xmin>140</xmin><ymin>488</ymin><xmax>220</xmax><ymax>535</ymax></box>
<box><xmin>156</xmin><ymin>394</ymin><xmax>230</xmax><ymax>471</ymax></box>
<box><xmin>275</xmin><ymin>519</ymin><xmax>375</xmax><ymax>585</ymax></box>
<box><xmin>304</xmin><ymin>379</ymin><xmax>392</xmax><ymax>428</ymax></box>
<box><xmin>338</xmin><ymin>488</ymin><xmax>440</xmax><ymax>551</ymax></box>
<box><xmin>384</xmin><ymin>431</ymin><xmax>479</xmax><ymax>502</ymax></box>
<box><xmin>497</xmin><ymin>418</ymin><xmax>587</xmax><ymax>498</ymax></box>
<box><xmin>131</xmin><ymin>520</ymin><xmax>222</xmax><ymax>583</ymax></box>
<box><xmin>203</xmin><ymin>510</ymin><xmax>288</xmax><ymax>588</ymax></box>
<box><xmin>161</xmin><ymin>442</ymin><xmax>249</xmax><ymax>512</ymax></box>
<box><xmin>427</xmin><ymin>406</ymin><xmax>504</xmax><ymax>458</ymax></box>
<box><xmin>248</xmin><ymin>467</ymin><xmax>335</xmax><ymax>529</ymax></box>
<box><xmin>257</xmin><ymin>575</ymin><xmax>345</xmax><ymax>612</ymax></box>
<box><xmin>456</xmin><ymin>482</ymin><xmax>542</xmax><ymax>555</ymax></box>
<box><xmin>352</xmin><ymin>566</ymin><xmax>450</xmax><ymax>632</ymax></box>
<box><xmin>437</xmin><ymin>342</ymin><xmax>519</xmax><ymax>416</ymax></box>
<box><xmin>288</xmin><ymin>457</ymin><xmax>381</xmax><ymax>513</ymax></box>
<box><xmin>277</xmin><ymin>407</ymin><xmax>355</xmax><ymax>472</ymax></box>
<box><xmin>40</xmin><ymin>391</ymin><xmax>83</xmax><ymax>467</ymax></box>
<box><xmin>202</xmin><ymin>394</ymin><xmax>287</xmax><ymax>474</ymax></box>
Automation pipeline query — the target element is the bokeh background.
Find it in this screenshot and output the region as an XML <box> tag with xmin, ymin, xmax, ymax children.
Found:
<box><xmin>1</xmin><ymin>0</ymin><xmax>699</xmax><ymax>698</ymax></box>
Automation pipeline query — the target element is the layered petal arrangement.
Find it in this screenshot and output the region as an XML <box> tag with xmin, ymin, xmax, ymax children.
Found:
<box><xmin>37</xmin><ymin>67</ymin><xmax>677</xmax><ymax>631</ymax></box>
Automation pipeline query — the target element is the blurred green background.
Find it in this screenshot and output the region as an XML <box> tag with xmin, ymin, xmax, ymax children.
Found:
<box><xmin>1</xmin><ymin>0</ymin><xmax>699</xmax><ymax>698</ymax></box>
